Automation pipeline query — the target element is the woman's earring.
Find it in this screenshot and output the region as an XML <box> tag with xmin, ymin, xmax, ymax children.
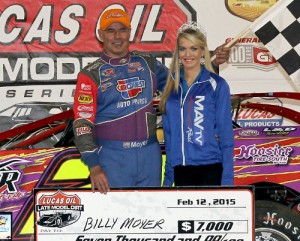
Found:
<box><xmin>200</xmin><ymin>56</ymin><xmax>205</xmax><ymax>65</ymax></box>
<box><xmin>179</xmin><ymin>58</ymin><xmax>182</xmax><ymax>65</ymax></box>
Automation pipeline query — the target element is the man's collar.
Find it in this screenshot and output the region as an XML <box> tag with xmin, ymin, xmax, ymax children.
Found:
<box><xmin>100</xmin><ymin>51</ymin><xmax>130</xmax><ymax>65</ymax></box>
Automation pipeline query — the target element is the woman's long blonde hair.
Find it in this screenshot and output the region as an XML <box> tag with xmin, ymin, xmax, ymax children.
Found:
<box><xmin>159</xmin><ymin>27</ymin><xmax>215</xmax><ymax>114</ymax></box>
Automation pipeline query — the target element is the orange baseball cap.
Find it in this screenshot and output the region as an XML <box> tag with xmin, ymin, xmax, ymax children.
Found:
<box><xmin>100</xmin><ymin>9</ymin><xmax>131</xmax><ymax>30</ymax></box>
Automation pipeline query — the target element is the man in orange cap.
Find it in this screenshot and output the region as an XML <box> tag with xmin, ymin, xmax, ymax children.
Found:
<box><xmin>98</xmin><ymin>9</ymin><xmax>131</xmax><ymax>58</ymax></box>
<box><xmin>73</xmin><ymin>8</ymin><xmax>230</xmax><ymax>193</ymax></box>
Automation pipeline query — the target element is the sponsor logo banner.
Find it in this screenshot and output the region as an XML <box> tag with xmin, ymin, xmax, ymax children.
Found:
<box><xmin>0</xmin><ymin>0</ymin><xmax>187</xmax><ymax>53</ymax></box>
<box><xmin>0</xmin><ymin>1</ymin><xmax>187</xmax><ymax>83</ymax></box>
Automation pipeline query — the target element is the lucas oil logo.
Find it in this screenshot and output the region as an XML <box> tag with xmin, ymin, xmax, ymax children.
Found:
<box><xmin>35</xmin><ymin>190</ymin><xmax>84</xmax><ymax>228</ymax></box>
<box><xmin>116</xmin><ymin>77</ymin><xmax>146</xmax><ymax>99</ymax></box>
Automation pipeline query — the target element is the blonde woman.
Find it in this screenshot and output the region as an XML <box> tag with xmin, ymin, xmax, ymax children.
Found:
<box><xmin>159</xmin><ymin>22</ymin><xmax>234</xmax><ymax>186</ymax></box>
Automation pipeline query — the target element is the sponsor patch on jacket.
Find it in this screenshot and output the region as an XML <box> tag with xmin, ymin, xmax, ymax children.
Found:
<box><xmin>80</xmin><ymin>83</ymin><xmax>92</xmax><ymax>91</ymax></box>
<box><xmin>101</xmin><ymin>82</ymin><xmax>113</xmax><ymax>92</ymax></box>
<box><xmin>123</xmin><ymin>140</ymin><xmax>148</xmax><ymax>148</ymax></box>
<box><xmin>76</xmin><ymin>126</ymin><xmax>91</xmax><ymax>135</ymax></box>
<box><xmin>129</xmin><ymin>62</ymin><xmax>141</xmax><ymax>68</ymax></box>
<box><xmin>128</xmin><ymin>67</ymin><xmax>144</xmax><ymax>73</ymax></box>
<box><xmin>116</xmin><ymin>77</ymin><xmax>145</xmax><ymax>99</ymax></box>
<box><xmin>102</xmin><ymin>68</ymin><xmax>115</xmax><ymax>76</ymax></box>
<box><xmin>78</xmin><ymin>95</ymin><xmax>93</xmax><ymax>104</ymax></box>
<box><xmin>78</xmin><ymin>112</ymin><xmax>93</xmax><ymax>118</ymax></box>
<box><xmin>77</xmin><ymin>105</ymin><xmax>93</xmax><ymax>111</ymax></box>
<box><xmin>128</xmin><ymin>62</ymin><xmax>144</xmax><ymax>73</ymax></box>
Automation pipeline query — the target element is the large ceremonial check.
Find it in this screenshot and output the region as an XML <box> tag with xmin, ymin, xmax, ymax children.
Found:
<box><xmin>34</xmin><ymin>187</ymin><xmax>254</xmax><ymax>241</ymax></box>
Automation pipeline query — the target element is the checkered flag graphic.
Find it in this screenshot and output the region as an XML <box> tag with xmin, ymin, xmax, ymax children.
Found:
<box><xmin>250</xmin><ymin>0</ymin><xmax>300</xmax><ymax>89</ymax></box>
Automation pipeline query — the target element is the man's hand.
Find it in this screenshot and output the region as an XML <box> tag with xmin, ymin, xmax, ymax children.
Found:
<box><xmin>213</xmin><ymin>44</ymin><xmax>231</xmax><ymax>66</ymax></box>
<box><xmin>90</xmin><ymin>165</ymin><xmax>110</xmax><ymax>194</ymax></box>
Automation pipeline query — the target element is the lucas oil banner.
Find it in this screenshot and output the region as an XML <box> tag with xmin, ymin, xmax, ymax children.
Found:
<box><xmin>0</xmin><ymin>0</ymin><xmax>187</xmax><ymax>83</ymax></box>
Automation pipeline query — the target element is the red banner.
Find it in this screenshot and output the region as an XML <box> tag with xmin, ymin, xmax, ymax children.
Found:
<box><xmin>0</xmin><ymin>0</ymin><xmax>187</xmax><ymax>53</ymax></box>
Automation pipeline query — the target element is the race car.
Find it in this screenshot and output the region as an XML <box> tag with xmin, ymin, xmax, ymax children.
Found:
<box><xmin>36</xmin><ymin>212</ymin><xmax>73</xmax><ymax>228</ymax></box>
<box><xmin>1</xmin><ymin>92</ymin><xmax>300</xmax><ymax>241</ymax></box>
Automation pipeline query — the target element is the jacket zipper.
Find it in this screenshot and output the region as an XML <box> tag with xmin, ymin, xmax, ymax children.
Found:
<box><xmin>180</xmin><ymin>86</ymin><xmax>185</xmax><ymax>166</ymax></box>
<box><xmin>180</xmin><ymin>83</ymin><xmax>196</xmax><ymax>166</ymax></box>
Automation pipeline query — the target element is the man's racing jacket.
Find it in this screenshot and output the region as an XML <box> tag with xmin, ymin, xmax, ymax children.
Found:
<box><xmin>73</xmin><ymin>51</ymin><xmax>168</xmax><ymax>168</ymax></box>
